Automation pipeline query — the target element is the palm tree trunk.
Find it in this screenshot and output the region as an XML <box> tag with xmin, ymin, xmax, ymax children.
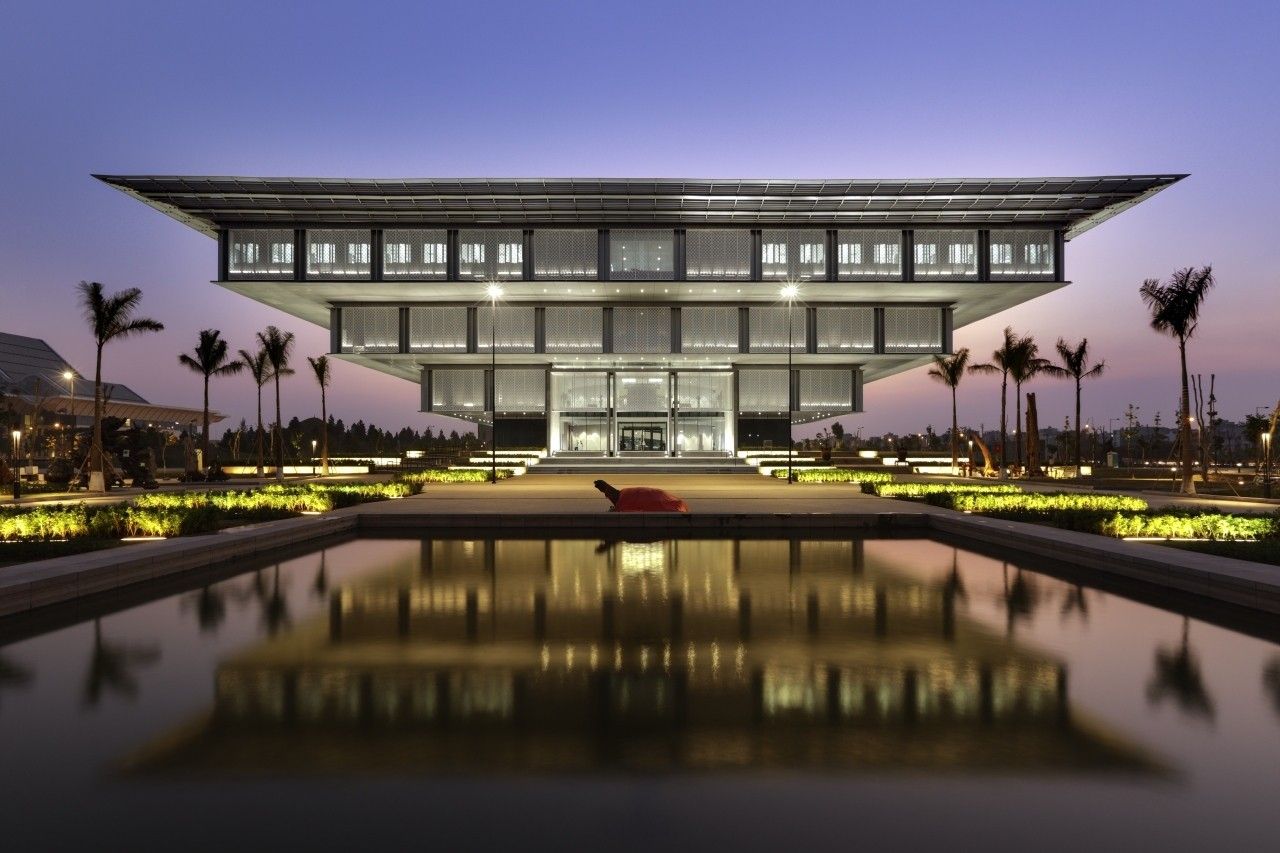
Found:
<box><xmin>1074</xmin><ymin>377</ymin><xmax>1083</xmax><ymax>470</ymax></box>
<box><xmin>320</xmin><ymin>388</ymin><xmax>329</xmax><ymax>476</ymax></box>
<box><xmin>255</xmin><ymin>385</ymin><xmax>264</xmax><ymax>477</ymax></box>
<box><xmin>950</xmin><ymin>385</ymin><xmax>959</xmax><ymax>473</ymax></box>
<box><xmin>91</xmin><ymin>343</ymin><xmax>105</xmax><ymax>490</ymax></box>
<box><xmin>273</xmin><ymin>374</ymin><xmax>284</xmax><ymax>482</ymax></box>
<box><xmin>998</xmin><ymin>373</ymin><xmax>1008</xmax><ymax>479</ymax></box>
<box><xmin>1179</xmin><ymin>337</ymin><xmax>1195</xmax><ymax>494</ymax></box>
<box><xmin>1014</xmin><ymin>381</ymin><xmax>1024</xmax><ymax>473</ymax></box>
<box><xmin>201</xmin><ymin>374</ymin><xmax>210</xmax><ymax>466</ymax></box>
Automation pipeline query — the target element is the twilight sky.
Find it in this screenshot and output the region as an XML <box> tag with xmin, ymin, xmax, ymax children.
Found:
<box><xmin>1</xmin><ymin>0</ymin><xmax>1276</xmax><ymax>438</ymax></box>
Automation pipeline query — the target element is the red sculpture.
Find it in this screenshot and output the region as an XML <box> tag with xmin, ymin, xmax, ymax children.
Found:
<box><xmin>593</xmin><ymin>479</ymin><xmax>689</xmax><ymax>513</ymax></box>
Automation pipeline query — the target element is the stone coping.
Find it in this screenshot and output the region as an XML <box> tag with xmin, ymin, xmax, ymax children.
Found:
<box><xmin>1</xmin><ymin>502</ymin><xmax>1277</xmax><ymax>618</ymax></box>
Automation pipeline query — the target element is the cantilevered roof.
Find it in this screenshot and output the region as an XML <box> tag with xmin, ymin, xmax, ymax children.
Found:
<box><xmin>94</xmin><ymin>174</ymin><xmax>1185</xmax><ymax>239</ymax></box>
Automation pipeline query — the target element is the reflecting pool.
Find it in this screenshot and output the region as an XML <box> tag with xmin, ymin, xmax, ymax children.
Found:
<box><xmin>2</xmin><ymin>535</ymin><xmax>1279</xmax><ymax>850</ymax></box>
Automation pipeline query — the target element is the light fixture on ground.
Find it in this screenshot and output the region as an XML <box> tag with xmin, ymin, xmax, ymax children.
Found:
<box><xmin>780</xmin><ymin>283</ymin><xmax>800</xmax><ymax>483</ymax></box>
<box><xmin>486</xmin><ymin>283</ymin><xmax>504</xmax><ymax>484</ymax></box>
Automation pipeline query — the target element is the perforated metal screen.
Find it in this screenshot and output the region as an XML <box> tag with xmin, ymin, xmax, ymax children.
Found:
<box><xmin>989</xmin><ymin>229</ymin><xmax>1054</xmax><ymax>279</ymax></box>
<box><xmin>228</xmin><ymin>229</ymin><xmax>294</xmax><ymax>278</ymax></box>
<box><xmin>749</xmin><ymin>306</ymin><xmax>806</xmax><ymax>352</ymax></box>
<box><xmin>551</xmin><ymin>372</ymin><xmax>608</xmax><ymax>411</ymax></box>
<box><xmin>738</xmin><ymin>369</ymin><xmax>789</xmax><ymax>413</ymax></box>
<box><xmin>495</xmin><ymin>368</ymin><xmax>546</xmax><ymax>413</ymax></box>
<box><xmin>913</xmin><ymin>230</ymin><xmax>978</xmax><ymax>279</ymax></box>
<box><xmin>761</xmin><ymin>228</ymin><xmax>826</xmax><ymax>280</ymax></box>
<box><xmin>836</xmin><ymin>229</ymin><xmax>902</xmax><ymax>280</ymax></box>
<box><xmin>431</xmin><ymin>369</ymin><xmax>486</xmax><ymax>412</ymax></box>
<box><xmin>798</xmin><ymin>370</ymin><xmax>852</xmax><ymax>412</ymax></box>
<box><xmin>883</xmin><ymin>307</ymin><xmax>943</xmax><ymax>352</ymax></box>
<box><xmin>458</xmin><ymin>229</ymin><xmax>524</xmax><ymax>280</ymax></box>
<box><xmin>816</xmin><ymin>307</ymin><xmax>875</xmax><ymax>353</ymax></box>
<box><xmin>544</xmin><ymin>306</ymin><xmax>603</xmax><ymax>352</ymax></box>
<box><xmin>408</xmin><ymin>307</ymin><xmax>467</xmax><ymax>353</ymax></box>
<box><xmin>685</xmin><ymin>229</ymin><xmax>751</xmax><ymax>279</ymax></box>
<box><xmin>680</xmin><ymin>306</ymin><xmax>739</xmax><ymax>353</ymax></box>
<box><xmin>609</xmin><ymin>230</ymin><xmax>674</xmax><ymax>280</ymax></box>
<box><xmin>340</xmin><ymin>306</ymin><xmax>399</xmax><ymax>353</ymax></box>
<box><xmin>307</xmin><ymin>229</ymin><xmax>372</xmax><ymax>279</ymax></box>
<box><xmin>477</xmin><ymin>306</ymin><xmax>536</xmax><ymax>353</ymax></box>
<box><xmin>612</xmin><ymin>307</ymin><xmax>671</xmax><ymax>353</ymax></box>
<box><xmin>533</xmin><ymin>229</ymin><xmax>597</xmax><ymax>279</ymax></box>
<box><xmin>383</xmin><ymin>229</ymin><xmax>447</xmax><ymax>279</ymax></box>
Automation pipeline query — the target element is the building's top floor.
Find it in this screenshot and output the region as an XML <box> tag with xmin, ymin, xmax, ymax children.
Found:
<box><xmin>95</xmin><ymin>173</ymin><xmax>1185</xmax><ymax>236</ymax></box>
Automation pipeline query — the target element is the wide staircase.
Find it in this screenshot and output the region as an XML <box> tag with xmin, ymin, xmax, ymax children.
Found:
<box><xmin>531</xmin><ymin>453</ymin><xmax>757</xmax><ymax>475</ymax></box>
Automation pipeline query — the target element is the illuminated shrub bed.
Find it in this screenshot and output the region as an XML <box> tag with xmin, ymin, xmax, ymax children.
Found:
<box><xmin>873</xmin><ymin>483</ymin><xmax>1022</xmax><ymax>499</ymax></box>
<box><xmin>942</xmin><ymin>493</ymin><xmax>1149</xmax><ymax>513</ymax></box>
<box><xmin>771</xmin><ymin>468</ymin><xmax>895</xmax><ymax>484</ymax></box>
<box><xmin>399</xmin><ymin>468</ymin><xmax>514</xmax><ymax>485</ymax></box>
<box><xmin>1</xmin><ymin>483</ymin><xmax>419</xmax><ymax>544</ymax></box>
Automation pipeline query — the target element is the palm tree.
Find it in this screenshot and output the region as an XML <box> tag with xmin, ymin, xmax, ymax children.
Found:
<box><xmin>256</xmin><ymin>326</ymin><xmax>296</xmax><ymax>482</ymax></box>
<box><xmin>927</xmin><ymin>348</ymin><xmax>970</xmax><ymax>473</ymax></box>
<box><xmin>307</xmin><ymin>355</ymin><xmax>331</xmax><ymax>476</ymax></box>
<box><xmin>1042</xmin><ymin>338</ymin><xmax>1106</xmax><ymax>471</ymax></box>
<box><xmin>76</xmin><ymin>282</ymin><xmax>164</xmax><ymax>491</ymax></box>
<box><xmin>83</xmin><ymin>618</ymin><xmax>160</xmax><ymax>707</ymax></box>
<box><xmin>1146</xmin><ymin>616</ymin><xmax>1214</xmax><ymax>722</ymax></box>
<box><xmin>1140</xmin><ymin>267</ymin><xmax>1216</xmax><ymax>494</ymax></box>
<box><xmin>238</xmin><ymin>347</ymin><xmax>270</xmax><ymax>477</ymax></box>
<box><xmin>968</xmin><ymin>327</ymin><xmax>1022</xmax><ymax>478</ymax></box>
<box><xmin>1007</xmin><ymin>335</ymin><xmax>1049</xmax><ymax>472</ymax></box>
<box><xmin>178</xmin><ymin>329</ymin><xmax>243</xmax><ymax>466</ymax></box>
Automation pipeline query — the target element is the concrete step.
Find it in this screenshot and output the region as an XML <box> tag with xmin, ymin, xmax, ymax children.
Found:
<box><xmin>530</xmin><ymin>457</ymin><xmax>756</xmax><ymax>475</ymax></box>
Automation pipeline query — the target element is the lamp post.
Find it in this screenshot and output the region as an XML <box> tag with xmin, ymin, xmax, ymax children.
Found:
<box><xmin>9</xmin><ymin>429</ymin><xmax>20</xmax><ymax>500</ymax></box>
<box><xmin>968</xmin><ymin>438</ymin><xmax>974</xmax><ymax>476</ymax></box>
<box><xmin>486</xmin><ymin>283</ymin><xmax>504</xmax><ymax>484</ymax></box>
<box><xmin>1263</xmin><ymin>432</ymin><xmax>1273</xmax><ymax>499</ymax></box>
<box><xmin>780</xmin><ymin>283</ymin><xmax>799</xmax><ymax>483</ymax></box>
<box><xmin>311</xmin><ymin>439</ymin><xmax>317</xmax><ymax>476</ymax></box>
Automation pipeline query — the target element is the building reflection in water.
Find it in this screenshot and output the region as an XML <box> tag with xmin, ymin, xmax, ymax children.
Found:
<box><xmin>132</xmin><ymin>538</ymin><xmax>1161</xmax><ymax>774</ymax></box>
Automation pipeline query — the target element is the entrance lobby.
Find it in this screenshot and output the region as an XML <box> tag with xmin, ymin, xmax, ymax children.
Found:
<box><xmin>549</xmin><ymin>370</ymin><xmax>733</xmax><ymax>457</ymax></box>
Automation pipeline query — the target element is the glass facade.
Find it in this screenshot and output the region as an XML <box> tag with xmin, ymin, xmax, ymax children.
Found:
<box><xmin>989</xmin><ymin>229</ymin><xmax>1055</xmax><ymax>279</ymax></box>
<box><xmin>837</xmin><ymin>230</ymin><xmax>902</xmax><ymax>280</ymax></box>
<box><xmin>533</xmin><ymin>229</ymin><xmax>597</xmax><ymax>279</ymax></box>
<box><xmin>913</xmin><ymin>230</ymin><xmax>978</xmax><ymax>279</ymax></box>
<box><xmin>609</xmin><ymin>230</ymin><xmax>674</xmax><ymax>280</ymax></box>
<box><xmin>228</xmin><ymin>229</ymin><xmax>294</xmax><ymax>278</ymax></box>
<box><xmin>383</xmin><ymin>229</ymin><xmax>447</xmax><ymax>279</ymax></box>
<box><xmin>685</xmin><ymin>229</ymin><xmax>751</xmax><ymax>279</ymax></box>
<box><xmin>458</xmin><ymin>229</ymin><xmax>523</xmax><ymax>280</ymax></box>
<box><xmin>761</xmin><ymin>229</ymin><xmax>826</xmax><ymax>281</ymax></box>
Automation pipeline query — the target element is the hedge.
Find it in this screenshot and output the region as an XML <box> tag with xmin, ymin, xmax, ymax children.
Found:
<box><xmin>399</xmin><ymin>468</ymin><xmax>514</xmax><ymax>484</ymax></box>
<box><xmin>873</xmin><ymin>483</ymin><xmax>1023</xmax><ymax>499</ymax></box>
<box><xmin>770</xmin><ymin>468</ymin><xmax>895</xmax><ymax>484</ymax></box>
<box><xmin>941</xmin><ymin>492</ymin><xmax>1149</xmax><ymax>514</ymax></box>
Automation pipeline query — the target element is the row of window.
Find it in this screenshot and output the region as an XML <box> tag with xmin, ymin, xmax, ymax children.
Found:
<box><xmin>424</xmin><ymin>367</ymin><xmax>857</xmax><ymax>415</ymax></box>
<box><xmin>227</xmin><ymin>227</ymin><xmax>1057</xmax><ymax>282</ymax></box>
<box><xmin>338</xmin><ymin>305</ymin><xmax>944</xmax><ymax>356</ymax></box>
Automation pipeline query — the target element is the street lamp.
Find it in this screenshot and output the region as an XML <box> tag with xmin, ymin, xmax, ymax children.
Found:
<box><xmin>311</xmin><ymin>439</ymin><xmax>318</xmax><ymax>476</ymax></box>
<box><xmin>968</xmin><ymin>438</ymin><xmax>974</xmax><ymax>475</ymax></box>
<box><xmin>486</xmin><ymin>283</ymin><xmax>504</xmax><ymax>484</ymax></box>
<box><xmin>780</xmin><ymin>283</ymin><xmax>799</xmax><ymax>483</ymax></box>
<box><xmin>1263</xmin><ymin>432</ymin><xmax>1273</xmax><ymax>499</ymax></box>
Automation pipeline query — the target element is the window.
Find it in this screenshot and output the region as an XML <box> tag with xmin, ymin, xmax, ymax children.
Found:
<box><xmin>307</xmin><ymin>229</ymin><xmax>371</xmax><ymax>278</ymax></box>
<box><xmin>384</xmin><ymin>230</ymin><xmax>447</xmax><ymax>279</ymax></box>
<box><xmin>989</xmin><ymin>229</ymin><xmax>1054</xmax><ymax>280</ymax></box>
<box><xmin>498</xmin><ymin>242</ymin><xmax>521</xmax><ymax>265</ymax></box>
<box><xmin>233</xmin><ymin>243</ymin><xmax>259</xmax><ymax>265</ymax></box>
<box><xmin>913</xmin><ymin>230</ymin><xmax>977</xmax><ymax>279</ymax></box>
<box><xmin>762</xmin><ymin>229</ymin><xmax>826</xmax><ymax>280</ymax></box>
<box><xmin>609</xmin><ymin>230</ymin><xmax>674</xmax><ymax>280</ymax></box>
<box><xmin>228</xmin><ymin>229</ymin><xmax>295</xmax><ymax>278</ymax></box>
<box><xmin>459</xmin><ymin>229</ymin><xmax>523</xmax><ymax>279</ymax></box>
<box><xmin>838</xmin><ymin>230</ymin><xmax>902</xmax><ymax>280</ymax></box>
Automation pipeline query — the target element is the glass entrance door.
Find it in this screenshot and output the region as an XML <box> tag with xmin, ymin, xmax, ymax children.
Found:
<box><xmin>618</xmin><ymin>421</ymin><xmax>667</xmax><ymax>452</ymax></box>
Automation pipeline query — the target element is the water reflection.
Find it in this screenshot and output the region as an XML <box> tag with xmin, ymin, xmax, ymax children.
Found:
<box><xmin>1146</xmin><ymin>616</ymin><xmax>1215</xmax><ymax>724</ymax></box>
<box><xmin>83</xmin><ymin>618</ymin><xmax>160</xmax><ymax>708</ymax></box>
<box><xmin>1264</xmin><ymin>658</ymin><xmax>1280</xmax><ymax>718</ymax></box>
<box><xmin>0</xmin><ymin>653</ymin><xmax>34</xmax><ymax>709</ymax></box>
<box><xmin>129</xmin><ymin>538</ymin><xmax>1161</xmax><ymax>775</ymax></box>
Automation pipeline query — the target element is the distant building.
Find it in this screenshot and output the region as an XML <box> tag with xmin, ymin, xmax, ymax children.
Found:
<box><xmin>0</xmin><ymin>330</ymin><xmax>214</xmax><ymax>432</ymax></box>
<box><xmin>98</xmin><ymin>174</ymin><xmax>1183</xmax><ymax>459</ymax></box>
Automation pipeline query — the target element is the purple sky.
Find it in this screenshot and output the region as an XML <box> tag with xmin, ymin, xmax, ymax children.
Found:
<box><xmin>2</xmin><ymin>0</ymin><xmax>1276</xmax><ymax>438</ymax></box>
